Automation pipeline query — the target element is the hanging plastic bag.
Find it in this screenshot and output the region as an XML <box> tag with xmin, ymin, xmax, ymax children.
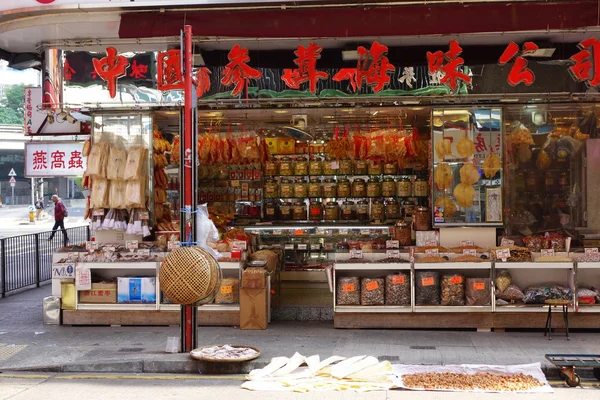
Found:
<box><xmin>124</xmin><ymin>146</ymin><xmax>148</xmax><ymax>180</ymax></box>
<box><xmin>86</xmin><ymin>133</ymin><xmax>112</xmax><ymax>178</ymax></box>
<box><xmin>106</xmin><ymin>137</ymin><xmax>128</xmax><ymax>181</ymax></box>
<box><xmin>90</xmin><ymin>178</ymin><xmax>109</xmax><ymax>208</ymax></box>
<box><xmin>109</xmin><ymin>180</ymin><xmax>127</xmax><ymax>209</ymax></box>
<box><xmin>125</xmin><ymin>178</ymin><xmax>146</xmax><ymax>208</ymax></box>
<box><xmin>195</xmin><ymin>203</ymin><xmax>221</xmax><ymax>259</ymax></box>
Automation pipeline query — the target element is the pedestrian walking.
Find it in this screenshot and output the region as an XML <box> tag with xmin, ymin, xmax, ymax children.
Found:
<box><xmin>48</xmin><ymin>195</ymin><xmax>69</xmax><ymax>245</ymax></box>
<box><xmin>34</xmin><ymin>197</ymin><xmax>44</xmax><ymax>221</ymax></box>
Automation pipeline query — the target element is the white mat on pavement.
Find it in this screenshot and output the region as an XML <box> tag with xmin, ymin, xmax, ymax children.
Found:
<box><xmin>392</xmin><ymin>362</ymin><xmax>553</xmax><ymax>393</ymax></box>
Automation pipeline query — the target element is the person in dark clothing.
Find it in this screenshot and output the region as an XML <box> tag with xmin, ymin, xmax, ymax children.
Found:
<box><xmin>48</xmin><ymin>195</ymin><xmax>69</xmax><ymax>244</ymax></box>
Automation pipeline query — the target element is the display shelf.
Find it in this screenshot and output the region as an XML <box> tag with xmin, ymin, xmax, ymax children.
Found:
<box><xmin>577</xmin><ymin>304</ymin><xmax>600</xmax><ymax>313</ymax></box>
<box><xmin>159</xmin><ymin>304</ymin><xmax>240</xmax><ymax>312</ymax></box>
<box><xmin>414</xmin><ymin>305</ymin><xmax>493</xmax><ymax>313</ymax></box>
<box><xmin>413</xmin><ymin>262</ymin><xmax>492</xmax><ymax>270</ymax></box>
<box><xmin>218</xmin><ymin>261</ymin><xmax>241</xmax><ymax>270</ymax></box>
<box><xmin>335</xmin><ymin>305</ymin><xmax>412</xmax><ymax>313</ymax></box>
<box><xmin>334</xmin><ymin>262</ymin><xmax>411</xmax><ymax>271</ymax></box>
<box><xmin>76</xmin><ymin>262</ymin><xmax>160</xmax><ymax>270</ymax></box>
<box><xmin>575</xmin><ymin>262</ymin><xmax>600</xmax><ymax>269</ymax></box>
<box><xmin>495</xmin><ymin>304</ymin><xmax>568</xmax><ymax>313</ymax></box>
<box><xmin>77</xmin><ymin>303</ymin><xmax>158</xmax><ymax>311</ymax></box>
<box><xmin>265</xmin><ymin>196</ymin><xmax>422</xmax><ymax>200</ymax></box>
<box><xmin>494</xmin><ymin>262</ymin><xmax>574</xmax><ymax>269</ymax></box>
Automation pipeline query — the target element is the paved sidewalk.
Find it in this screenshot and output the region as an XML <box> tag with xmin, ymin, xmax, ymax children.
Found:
<box><xmin>1</xmin><ymin>287</ymin><xmax>600</xmax><ymax>378</ymax></box>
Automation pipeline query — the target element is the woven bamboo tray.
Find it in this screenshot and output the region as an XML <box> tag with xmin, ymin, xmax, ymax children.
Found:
<box><xmin>190</xmin><ymin>345</ymin><xmax>261</xmax><ymax>363</ymax></box>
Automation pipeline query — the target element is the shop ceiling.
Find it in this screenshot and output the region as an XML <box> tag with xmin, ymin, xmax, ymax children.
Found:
<box><xmin>2</xmin><ymin>0</ymin><xmax>600</xmax><ymax>69</ymax></box>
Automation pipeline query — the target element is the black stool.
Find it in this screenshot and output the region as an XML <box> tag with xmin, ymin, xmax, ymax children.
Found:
<box><xmin>544</xmin><ymin>299</ymin><xmax>570</xmax><ymax>340</ymax></box>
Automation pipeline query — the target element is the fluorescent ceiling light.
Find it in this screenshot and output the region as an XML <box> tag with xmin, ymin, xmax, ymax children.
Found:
<box><xmin>274</xmin><ymin>110</ymin><xmax>289</xmax><ymax>114</ymax></box>
<box><xmin>500</xmin><ymin>98</ymin><xmax>520</xmax><ymax>103</ymax></box>
<box><xmin>342</xmin><ymin>50</ymin><xmax>359</xmax><ymax>61</ymax></box>
<box><xmin>402</xmin><ymin>100</ymin><xmax>420</xmax><ymax>105</ymax></box>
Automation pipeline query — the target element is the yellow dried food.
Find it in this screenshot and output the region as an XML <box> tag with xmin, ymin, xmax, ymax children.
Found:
<box><xmin>536</xmin><ymin>149</ymin><xmax>551</xmax><ymax>170</ymax></box>
<box><xmin>434</xmin><ymin>163</ymin><xmax>453</xmax><ymax>190</ymax></box>
<box><xmin>482</xmin><ymin>153</ymin><xmax>501</xmax><ymax>178</ymax></box>
<box><xmin>435</xmin><ymin>138</ymin><xmax>452</xmax><ymax>159</ymax></box>
<box><xmin>456</xmin><ymin>136</ymin><xmax>475</xmax><ymax>158</ymax></box>
<box><xmin>453</xmin><ymin>183</ymin><xmax>475</xmax><ymax>208</ymax></box>
<box><xmin>435</xmin><ymin>195</ymin><xmax>458</xmax><ymax>218</ymax></box>
<box><xmin>511</xmin><ymin>127</ymin><xmax>534</xmax><ymax>145</ymax></box>
<box><xmin>459</xmin><ymin>163</ymin><xmax>480</xmax><ymax>185</ymax></box>
<box><xmin>517</xmin><ymin>143</ymin><xmax>532</xmax><ymax>163</ymax></box>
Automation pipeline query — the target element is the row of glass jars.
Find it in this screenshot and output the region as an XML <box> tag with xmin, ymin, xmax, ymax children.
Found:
<box><xmin>265</xmin><ymin>157</ymin><xmax>405</xmax><ymax>177</ymax></box>
<box><xmin>264</xmin><ymin>176</ymin><xmax>428</xmax><ymax>198</ymax></box>
<box><xmin>264</xmin><ymin>200</ymin><xmax>402</xmax><ymax>222</ymax></box>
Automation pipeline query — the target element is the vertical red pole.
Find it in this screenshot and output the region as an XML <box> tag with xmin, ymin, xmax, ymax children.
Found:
<box><xmin>183</xmin><ymin>24</ymin><xmax>194</xmax><ymax>353</ymax></box>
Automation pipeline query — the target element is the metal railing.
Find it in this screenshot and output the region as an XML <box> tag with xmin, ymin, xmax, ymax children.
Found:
<box><xmin>0</xmin><ymin>225</ymin><xmax>90</xmax><ymax>297</ymax></box>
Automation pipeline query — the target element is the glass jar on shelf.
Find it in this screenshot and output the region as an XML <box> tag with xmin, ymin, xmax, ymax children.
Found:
<box><xmin>371</xmin><ymin>199</ymin><xmax>385</xmax><ymax>222</ymax></box>
<box><xmin>354</xmin><ymin>159</ymin><xmax>368</xmax><ymax>175</ymax></box>
<box><xmin>382</xmin><ymin>177</ymin><xmax>396</xmax><ymax>197</ymax></box>
<box><xmin>323</xmin><ymin>178</ymin><xmax>337</xmax><ymax>198</ymax></box>
<box><xmin>279</xmin><ymin>202</ymin><xmax>293</xmax><ymax>220</ymax></box>
<box><xmin>309</xmin><ymin>160</ymin><xmax>323</xmax><ymax>175</ymax></box>
<box><xmin>341</xmin><ymin>200</ymin><xmax>356</xmax><ymax>220</ymax></box>
<box><xmin>292</xmin><ymin>202</ymin><xmax>307</xmax><ymax>220</ymax></box>
<box><xmin>386</xmin><ymin>199</ymin><xmax>401</xmax><ymax>219</ymax></box>
<box><xmin>367</xmin><ymin>177</ymin><xmax>381</xmax><ymax>197</ymax></box>
<box><xmin>392</xmin><ymin>220</ymin><xmax>412</xmax><ymax>246</ymax></box>
<box><xmin>264</xmin><ymin>202</ymin><xmax>277</xmax><ymax>221</ymax></box>
<box><xmin>309</xmin><ymin>201</ymin><xmax>323</xmax><ymax>220</ymax></box>
<box><xmin>384</xmin><ymin>162</ymin><xmax>398</xmax><ymax>175</ymax></box>
<box><xmin>264</xmin><ymin>160</ymin><xmax>278</xmax><ymax>176</ymax></box>
<box><xmin>396</xmin><ymin>177</ymin><xmax>412</xmax><ymax>197</ymax></box>
<box><xmin>280</xmin><ymin>178</ymin><xmax>294</xmax><ymax>198</ymax></box>
<box><xmin>368</xmin><ymin>160</ymin><xmax>383</xmax><ymax>175</ymax></box>
<box><xmin>352</xmin><ymin>178</ymin><xmax>366</xmax><ymax>197</ymax></box>
<box><xmin>323</xmin><ymin>158</ymin><xmax>337</xmax><ymax>175</ymax></box>
<box><xmin>357</xmin><ymin>200</ymin><xmax>369</xmax><ymax>221</ymax></box>
<box><xmin>279</xmin><ymin>157</ymin><xmax>293</xmax><ymax>176</ymax></box>
<box><xmin>324</xmin><ymin>202</ymin><xmax>340</xmax><ymax>221</ymax></box>
<box><xmin>413</xmin><ymin>206</ymin><xmax>431</xmax><ymax>231</ymax></box>
<box><xmin>294</xmin><ymin>178</ymin><xmax>308</xmax><ymax>198</ymax></box>
<box><xmin>339</xmin><ymin>159</ymin><xmax>353</xmax><ymax>175</ymax></box>
<box><xmin>308</xmin><ymin>177</ymin><xmax>323</xmax><ymax>198</ymax></box>
<box><xmin>413</xmin><ymin>177</ymin><xmax>428</xmax><ymax>197</ymax></box>
<box><xmin>337</xmin><ymin>178</ymin><xmax>351</xmax><ymax>198</ymax></box>
<box><xmin>294</xmin><ymin>156</ymin><xmax>308</xmax><ymax>176</ymax></box>
<box><xmin>264</xmin><ymin>178</ymin><xmax>279</xmax><ymax>198</ymax></box>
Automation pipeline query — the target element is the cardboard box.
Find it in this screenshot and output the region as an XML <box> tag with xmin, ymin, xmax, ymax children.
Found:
<box><xmin>278</xmin><ymin>138</ymin><xmax>296</xmax><ymax>154</ymax></box>
<box><xmin>240</xmin><ymin>287</ymin><xmax>268</xmax><ymax>330</ymax></box>
<box><xmin>117</xmin><ymin>277</ymin><xmax>157</xmax><ymax>303</ymax></box>
<box><xmin>79</xmin><ymin>283</ymin><xmax>118</xmax><ymax>304</ymax></box>
<box><xmin>242</xmin><ymin>267</ymin><xmax>267</xmax><ymax>288</ymax></box>
<box><xmin>265</xmin><ymin>138</ymin><xmax>279</xmax><ymax>154</ymax></box>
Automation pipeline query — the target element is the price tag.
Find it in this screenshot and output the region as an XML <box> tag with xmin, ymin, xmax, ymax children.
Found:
<box><xmin>339</xmin><ymin>229</ymin><xmax>349</xmax><ymax>235</ymax></box>
<box><xmin>139</xmin><ymin>211</ymin><xmax>149</xmax><ymax>220</ymax></box>
<box><xmin>104</xmin><ymin>246</ymin><xmax>116</xmax><ymax>253</ymax></box>
<box><xmin>231</xmin><ymin>240</ymin><xmax>247</xmax><ymax>250</ymax></box>
<box><xmin>220</xmin><ymin>286</ymin><xmax>233</xmax><ymax>294</ymax></box>
<box><xmin>137</xmin><ymin>249</ymin><xmax>150</xmax><ymax>256</ymax></box>
<box><xmin>85</xmin><ymin>241</ymin><xmax>98</xmax><ymax>252</ymax></box>
<box><xmin>461</xmin><ymin>240</ymin><xmax>474</xmax><ymax>246</ymax></box>
<box><xmin>273</xmin><ymin>230</ymin><xmax>282</xmax><ymax>236</ymax></box>
<box><xmin>365</xmin><ymin>281</ymin><xmax>379</xmax><ymax>291</ymax></box>
<box><xmin>297</xmin><ymin>244</ymin><xmax>308</xmax><ymax>250</ymax></box>
<box><xmin>386</xmin><ymin>240</ymin><xmax>399</xmax><ymax>249</ymax></box>
<box><xmin>386</xmin><ymin>249</ymin><xmax>400</xmax><ymax>259</ymax></box>
<box><xmin>500</xmin><ymin>238</ymin><xmax>514</xmax><ymax>246</ymax></box>
<box><xmin>391</xmin><ymin>275</ymin><xmax>405</xmax><ymax>285</ymax></box>
<box><xmin>473</xmin><ymin>282</ymin><xmax>486</xmax><ymax>291</ymax></box>
<box><xmin>451</xmin><ymin>276</ymin><xmax>463</xmax><ymax>285</ymax></box>
<box><xmin>168</xmin><ymin>241</ymin><xmax>181</xmax><ymax>250</ymax></box>
<box><xmin>342</xmin><ymin>283</ymin><xmax>355</xmax><ymax>292</ymax></box>
<box><xmin>126</xmin><ymin>240</ymin><xmax>139</xmax><ymax>251</ymax></box>
<box><xmin>92</xmin><ymin>209</ymin><xmax>104</xmax><ymax>216</ymax></box>
<box><xmin>421</xmin><ymin>277</ymin><xmax>435</xmax><ymax>286</ymax></box>
<box><xmin>284</xmin><ymin>244</ymin><xmax>295</xmax><ymax>250</ymax></box>
<box><xmin>496</xmin><ymin>248</ymin><xmax>510</xmax><ymax>261</ymax></box>
<box><xmin>585</xmin><ymin>248</ymin><xmax>599</xmax><ymax>256</ymax></box>
<box><xmin>425</xmin><ymin>248</ymin><xmax>439</xmax><ymax>257</ymax></box>
<box><xmin>425</xmin><ymin>240</ymin><xmax>438</xmax><ymax>247</ymax></box>
<box><xmin>68</xmin><ymin>252</ymin><xmax>79</xmax><ymax>260</ymax></box>
<box><xmin>541</xmin><ymin>249</ymin><xmax>555</xmax><ymax>256</ymax></box>
<box><xmin>330</xmin><ymin>161</ymin><xmax>339</xmax><ymax>170</ymax></box>
<box><xmin>463</xmin><ymin>249</ymin><xmax>477</xmax><ymax>256</ymax></box>
<box><xmin>350</xmin><ymin>249</ymin><xmax>363</xmax><ymax>259</ymax></box>
<box><xmin>360</xmin><ymin>229</ymin><xmax>370</xmax><ymax>236</ymax></box>
<box><xmin>310</xmin><ymin>243</ymin><xmax>321</xmax><ymax>250</ymax></box>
